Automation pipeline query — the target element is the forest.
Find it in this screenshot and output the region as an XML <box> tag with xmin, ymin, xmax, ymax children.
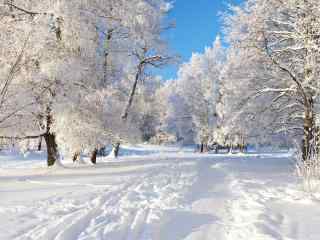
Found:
<box><xmin>1</xmin><ymin>0</ymin><xmax>319</xmax><ymax>166</ymax></box>
<box><xmin>1</xmin><ymin>1</ymin><xmax>320</xmax><ymax>239</ymax></box>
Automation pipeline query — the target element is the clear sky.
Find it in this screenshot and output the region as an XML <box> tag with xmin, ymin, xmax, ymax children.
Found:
<box><xmin>159</xmin><ymin>0</ymin><xmax>243</xmax><ymax>80</ymax></box>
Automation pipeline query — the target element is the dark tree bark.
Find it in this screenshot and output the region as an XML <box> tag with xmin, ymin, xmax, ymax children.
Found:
<box><xmin>262</xmin><ymin>31</ymin><xmax>318</xmax><ymax>163</ymax></box>
<box><xmin>55</xmin><ymin>17</ymin><xmax>63</xmax><ymax>41</ymax></box>
<box><xmin>122</xmin><ymin>63</ymin><xmax>143</xmax><ymax>120</ymax></box>
<box><xmin>199</xmin><ymin>142</ymin><xmax>209</xmax><ymax>153</ymax></box>
<box><xmin>9</xmin><ymin>0</ymin><xmax>14</xmax><ymax>11</ymax></box>
<box><xmin>43</xmin><ymin>107</ymin><xmax>59</xmax><ymax>167</ymax></box>
<box><xmin>90</xmin><ymin>149</ymin><xmax>98</xmax><ymax>164</ymax></box>
<box><xmin>72</xmin><ymin>151</ymin><xmax>80</xmax><ymax>163</ymax></box>
<box><xmin>44</xmin><ymin>132</ymin><xmax>59</xmax><ymax>167</ymax></box>
<box><xmin>103</xmin><ymin>29</ymin><xmax>113</xmax><ymax>86</ymax></box>
<box><xmin>122</xmin><ymin>54</ymin><xmax>169</xmax><ymax>120</ymax></box>
<box><xmin>302</xmin><ymin>99</ymin><xmax>315</xmax><ymax>162</ymax></box>
<box><xmin>200</xmin><ymin>142</ymin><xmax>209</xmax><ymax>153</ymax></box>
<box><xmin>200</xmin><ymin>143</ymin><xmax>204</xmax><ymax>153</ymax></box>
<box><xmin>112</xmin><ymin>143</ymin><xmax>120</xmax><ymax>158</ymax></box>
<box><xmin>239</xmin><ymin>142</ymin><xmax>246</xmax><ymax>153</ymax></box>
<box><xmin>37</xmin><ymin>136</ymin><xmax>42</xmax><ymax>151</ymax></box>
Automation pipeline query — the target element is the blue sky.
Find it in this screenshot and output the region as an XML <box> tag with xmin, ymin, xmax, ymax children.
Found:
<box><xmin>158</xmin><ymin>0</ymin><xmax>243</xmax><ymax>80</ymax></box>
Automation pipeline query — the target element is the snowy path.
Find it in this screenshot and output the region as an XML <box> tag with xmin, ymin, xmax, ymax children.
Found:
<box><xmin>171</xmin><ymin>155</ymin><xmax>320</xmax><ymax>240</ymax></box>
<box><xmin>1</xmin><ymin>147</ymin><xmax>320</xmax><ymax>240</ymax></box>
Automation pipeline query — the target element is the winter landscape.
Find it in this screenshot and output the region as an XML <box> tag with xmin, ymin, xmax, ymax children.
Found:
<box><xmin>1</xmin><ymin>0</ymin><xmax>320</xmax><ymax>239</ymax></box>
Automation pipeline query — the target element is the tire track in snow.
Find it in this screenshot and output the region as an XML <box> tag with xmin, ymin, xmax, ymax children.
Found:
<box><xmin>15</xmin><ymin>183</ymin><xmax>132</xmax><ymax>240</ymax></box>
<box><xmin>11</xmin><ymin>161</ymin><xmax>196</xmax><ymax>240</ymax></box>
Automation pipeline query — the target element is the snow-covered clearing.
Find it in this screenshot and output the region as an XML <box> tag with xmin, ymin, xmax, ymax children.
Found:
<box><xmin>1</xmin><ymin>146</ymin><xmax>320</xmax><ymax>240</ymax></box>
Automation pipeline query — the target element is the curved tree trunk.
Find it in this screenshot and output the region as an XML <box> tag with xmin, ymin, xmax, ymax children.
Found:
<box><xmin>122</xmin><ymin>64</ymin><xmax>143</xmax><ymax>120</ymax></box>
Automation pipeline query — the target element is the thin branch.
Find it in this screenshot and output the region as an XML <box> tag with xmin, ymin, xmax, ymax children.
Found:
<box><xmin>4</xmin><ymin>2</ymin><xmax>42</xmax><ymax>16</ymax></box>
<box><xmin>0</xmin><ymin>134</ymin><xmax>45</xmax><ymax>140</ymax></box>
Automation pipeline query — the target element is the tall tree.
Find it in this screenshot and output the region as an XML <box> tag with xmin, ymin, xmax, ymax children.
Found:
<box><xmin>224</xmin><ymin>0</ymin><xmax>320</xmax><ymax>158</ymax></box>
<box><xmin>175</xmin><ymin>37</ymin><xmax>225</xmax><ymax>151</ymax></box>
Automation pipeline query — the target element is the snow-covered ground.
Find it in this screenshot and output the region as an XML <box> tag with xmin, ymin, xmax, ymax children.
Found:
<box><xmin>1</xmin><ymin>145</ymin><xmax>320</xmax><ymax>240</ymax></box>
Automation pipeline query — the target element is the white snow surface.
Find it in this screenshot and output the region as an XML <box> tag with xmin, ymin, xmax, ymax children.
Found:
<box><xmin>1</xmin><ymin>145</ymin><xmax>320</xmax><ymax>240</ymax></box>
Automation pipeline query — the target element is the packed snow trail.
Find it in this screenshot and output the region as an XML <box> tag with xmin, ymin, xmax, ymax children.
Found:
<box><xmin>1</xmin><ymin>146</ymin><xmax>320</xmax><ymax>240</ymax></box>
<box><xmin>164</xmin><ymin>154</ymin><xmax>320</xmax><ymax>240</ymax></box>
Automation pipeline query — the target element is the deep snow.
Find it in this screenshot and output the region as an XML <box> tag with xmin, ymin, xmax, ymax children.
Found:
<box><xmin>1</xmin><ymin>145</ymin><xmax>320</xmax><ymax>240</ymax></box>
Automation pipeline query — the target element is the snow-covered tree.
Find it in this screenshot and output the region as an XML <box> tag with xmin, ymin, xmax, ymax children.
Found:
<box><xmin>0</xmin><ymin>0</ymin><xmax>173</xmax><ymax>165</ymax></box>
<box><xmin>0</xmin><ymin>1</ymin><xmax>92</xmax><ymax>165</ymax></box>
<box><xmin>217</xmin><ymin>46</ymin><xmax>281</xmax><ymax>151</ymax></box>
<box><xmin>223</xmin><ymin>0</ymin><xmax>320</xmax><ymax>159</ymax></box>
<box><xmin>175</xmin><ymin>37</ymin><xmax>225</xmax><ymax>151</ymax></box>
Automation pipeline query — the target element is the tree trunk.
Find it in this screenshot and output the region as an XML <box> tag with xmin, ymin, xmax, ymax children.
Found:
<box><xmin>200</xmin><ymin>143</ymin><xmax>204</xmax><ymax>153</ymax></box>
<box><xmin>122</xmin><ymin>63</ymin><xmax>143</xmax><ymax>120</ymax></box>
<box><xmin>90</xmin><ymin>149</ymin><xmax>98</xmax><ymax>164</ymax></box>
<box><xmin>103</xmin><ymin>29</ymin><xmax>113</xmax><ymax>86</ymax></box>
<box><xmin>44</xmin><ymin>133</ymin><xmax>59</xmax><ymax>167</ymax></box>
<box><xmin>215</xmin><ymin>146</ymin><xmax>218</xmax><ymax>154</ymax></box>
<box><xmin>37</xmin><ymin>136</ymin><xmax>42</xmax><ymax>151</ymax></box>
<box><xmin>302</xmin><ymin>111</ymin><xmax>314</xmax><ymax>162</ymax></box>
<box><xmin>72</xmin><ymin>151</ymin><xmax>80</xmax><ymax>163</ymax></box>
<box><xmin>112</xmin><ymin>143</ymin><xmax>120</xmax><ymax>158</ymax></box>
<box><xmin>239</xmin><ymin>143</ymin><xmax>246</xmax><ymax>153</ymax></box>
<box><xmin>239</xmin><ymin>135</ymin><xmax>245</xmax><ymax>153</ymax></box>
<box><xmin>204</xmin><ymin>144</ymin><xmax>208</xmax><ymax>153</ymax></box>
